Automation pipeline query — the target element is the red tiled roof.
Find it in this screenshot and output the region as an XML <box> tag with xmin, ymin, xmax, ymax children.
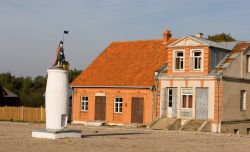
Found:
<box><xmin>71</xmin><ymin>39</ymin><xmax>177</xmax><ymax>87</ymax></box>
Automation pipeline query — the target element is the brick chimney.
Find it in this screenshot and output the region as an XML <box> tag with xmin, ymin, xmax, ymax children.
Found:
<box><xmin>163</xmin><ymin>29</ymin><xmax>172</xmax><ymax>45</ymax></box>
<box><xmin>195</xmin><ymin>33</ymin><xmax>204</xmax><ymax>38</ymax></box>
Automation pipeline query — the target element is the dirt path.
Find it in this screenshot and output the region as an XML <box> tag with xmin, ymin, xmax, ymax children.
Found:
<box><xmin>0</xmin><ymin>122</ymin><xmax>250</xmax><ymax>152</ymax></box>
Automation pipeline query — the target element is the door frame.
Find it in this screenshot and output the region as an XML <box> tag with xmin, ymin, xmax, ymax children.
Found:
<box><xmin>95</xmin><ymin>96</ymin><xmax>106</xmax><ymax>121</ymax></box>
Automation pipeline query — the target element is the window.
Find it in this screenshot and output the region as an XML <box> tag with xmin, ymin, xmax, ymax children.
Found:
<box><xmin>182</xmin><ymin>89</ymin><xmax>193</xmax><ymax>109</ymax></box>
<box><xmin>168</xmin><ymin>89</ymin><xmax>173</xmax><ymax>107</ymax></box>
<box><xmin>247</xmin><ymin>55</ymin><xmax>250</xmax><ymax>72</ymax></box>
<box><xmin>247</xmin><ymin>128</ymin><xmax>250</xmax><ymax>135</ymax></box>
<box><xmin>114</xmin><ymin>97</ymin><xmax>122</xmax><ymax>113</ymax></box>
<box><xmin>175</xmin><ymin>51</ymin><xmax>184</xmax><ymax>70</ymax></box>
<box><xmin>240</xmin><ymin>90</ymin><xmax>246</xmax><ymax>111</ymax></box>
<box><xmin>234</xmin><ymin>129</ymin><xmax>239</xmax><ymax>134</ymax></box>
<box><xmin>81</xmin><ymin>96</ymin><xmax>88</xmax><ymax>111</ymax></box>
<box><xmin>192</xmin><ymin>50</ymin><xmax>202</xmax><ymax>70</ymax></box>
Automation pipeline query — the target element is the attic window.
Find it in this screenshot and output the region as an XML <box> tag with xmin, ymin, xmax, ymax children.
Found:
<box><xmin>191</xmin><ymin>50</ymin><xmax>203</xmax><ymax>70</ymax></box>
<box><xmin>175</xmin><ymin>51</ymin><xmax>184</xmax><ymax>70</ymax></box>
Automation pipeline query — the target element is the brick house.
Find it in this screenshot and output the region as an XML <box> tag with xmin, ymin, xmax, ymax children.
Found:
<box><xmin>71</xmin><ymin>29</ymin><xmax>250</xmax><ymax>134</ymax></box>
<box><xmin>71</xmin><ymin>30</ymin><xmax>176</xmax><ymax>125</ymax></box>
<box><xmin>158</xmin><ymin>34</ymin><xmax>250</xmax><ymax>134</ymax></box>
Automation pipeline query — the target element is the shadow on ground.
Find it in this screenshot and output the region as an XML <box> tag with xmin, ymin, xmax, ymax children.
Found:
<box><xmin>81</xmin><ymin>132</ymin><xmax>149</xmax><ymax>138</ymax></box>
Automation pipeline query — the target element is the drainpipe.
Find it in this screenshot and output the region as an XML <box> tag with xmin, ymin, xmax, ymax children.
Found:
<box><xmin>151</xmin><ymin>86</ymin><xmax>155</xmax><ymax>121</ymax></box>
<box><xmin>154</xmin><ymin>72</ymin><xmax>159</xmax><ymax>119</ymax></box>
<box><xmin>215</xmin><ymin>72</ymin><xmax>221</xmax><ymax>133</ymax></box>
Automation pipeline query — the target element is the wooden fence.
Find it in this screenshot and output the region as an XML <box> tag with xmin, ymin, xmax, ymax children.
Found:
<box><xmin>0</xmin><ymin>106</ymin><xmax>45</xmax><ymax>122</ymax></box>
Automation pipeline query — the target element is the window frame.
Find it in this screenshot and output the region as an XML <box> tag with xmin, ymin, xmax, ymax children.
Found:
<box><xmin>190</xmin><ymin>49</ymin><xmax>203</xmax><ymax>71</ymax></box>
<box><xmin>247</xmin><ymin>55</ymin><xmax>250</xmax><ymax>73</ymax></box>
<box><xmin>168</xmin><ymin>88</ymin><xmax>173</xmax><ymax>107</ymax></box>
<box><xmin>240</xmin><ymin>90</ymin><xmax>247</xmax><ymax>111</ymax></box>
<box><xmin>114</xmin><ymin>97</ymin><xmax>123</xmax><ymax>113</ymax></box>
<box><xmin>181</xmin><ymin>88</ymin><xmax>193</xmax><ymax>109</ymax></box>
<box><xmin>173</xmin><ymin>50</ymin><xmax>185</xmax><ymax>71</ymax></box>
<box><xmin>80</xmin><ymin>96</ymin><xmax>88</xmax><ymax>112</ymax></box>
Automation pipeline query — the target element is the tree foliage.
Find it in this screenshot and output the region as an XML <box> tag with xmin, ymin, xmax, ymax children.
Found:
<box><xmin>0</xmin><ymin>69</ymin><xmax>81</xmax><ymax>107</ymax></box>
<box><xmin>68</xmin><ymin>69</ymin><xmax>82</xmax><ymax>83</ymax></box>
<box><xmin>208</xmin><ymin>33</ymin><xmax>236</xmax><ymax>42</ymax></box>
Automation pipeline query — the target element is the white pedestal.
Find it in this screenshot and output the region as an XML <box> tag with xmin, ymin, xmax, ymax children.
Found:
<box><xmin>32</xmin><ymin>129</ymin><xmax>81</xmax><ymax>139</ymax></box>
<box><xmin>45</xmin><ymin>68</ymin><xmax>69</xmax><ymax>130</ymax></box>
<box><xmin>32</xmin><ymin>68</ymin><xmax>81</xmax><ymax>139</ymax></box>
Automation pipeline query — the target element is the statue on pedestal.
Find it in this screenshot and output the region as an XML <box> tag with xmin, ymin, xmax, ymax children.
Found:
<box><xmin>53</xmin><ymin>41</ymin><xmax>69</xmax><ymax>70</ymax></box>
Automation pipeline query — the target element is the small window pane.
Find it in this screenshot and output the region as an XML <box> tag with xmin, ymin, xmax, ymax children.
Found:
<box><xmin>194</xmin><ymin>52</ymin><xmax>201</xmax><ymax>56</ymax></box>
<box><xmin>169</xmin><ymin>101</ymin><xmax>172</xmax><ymax>107</ymax></box>
<box><xmin>177</xmin><ymin>52</ymin><xmax>183</xmax><ymax>56</ymax></box>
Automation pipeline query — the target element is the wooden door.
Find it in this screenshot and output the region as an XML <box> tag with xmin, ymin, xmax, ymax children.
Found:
<box><xmin>172</xmin><ymin>88</ymin><xmax>178</xmax><ymax>118</ymax></box>
<box><xmin>195</xmin><ymin>88</ymin><xmax>208</xmax><ymax>120</ymax></box>
<box><xmin>166</xmin><ymin>88</ymin><xmax>177</xmax><ymax>118</ymax></box>
<box><xmin>131</xmin><ymin>97</ymin><xmax>144</xmax><ymax>124</ymax></box>
<box><xmin>95</xmin><ymin>96</ymin><xmax>106</xmax><ymax>121</ymax></box>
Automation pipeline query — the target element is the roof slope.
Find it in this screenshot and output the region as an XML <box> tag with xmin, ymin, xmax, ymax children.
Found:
<box><xmin>0</xmin><ymin>85</ymin><xmax>18</xmax><ymax>98</ymax></box>
<box><xmin>218</xmin><ymin>42</ymin><xmax>250</xmax><ymax>70</ymax></box>
<box><xmin>71</xmin><ymin>39</ymin><xmax>177</xmax><ymax>87</ymax></box>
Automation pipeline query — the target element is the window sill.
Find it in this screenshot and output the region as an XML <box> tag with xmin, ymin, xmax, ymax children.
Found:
<box><xmin>114</xmin><ymin>112</ymin><xmax>122</xmax><ymax>114</ymax></box>
<box><xmin>180</xmin><ymin>108</ymin><xmax>192</xmax><ymax>110</ymax></box>
<box><xmin>173</xmin><ymin>69</ymin><xmax>184</xmax><ymax>72</ymax></box>
<box><xmin>80</xmin><ymin>110</ymin><xmax>88</xmax><ymax>112</ymax></box>
<box><xmin>191</xmin><ymin>69</ymin><xmax>203</xmax><ymax>71</ymax></box>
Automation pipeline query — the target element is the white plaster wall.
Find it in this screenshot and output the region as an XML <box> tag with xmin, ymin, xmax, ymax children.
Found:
<box><xmin>160</xmin><ymin>80</ymin><xmax>170</xmax><ymax>117</ymax></box>
<box><xmin>204</xmin><ymin>80</ymin><xmax>215</xmax><ymax>120</ymax></box>
<box><xmin>172</xmin><ymin>80</ymin><xmax>186</xmax><ymax>118</ymax></box>
<box><xmin>159</xmin><ymin>77</ymin><xmax>215</xmax><ymax>120</ymax></box>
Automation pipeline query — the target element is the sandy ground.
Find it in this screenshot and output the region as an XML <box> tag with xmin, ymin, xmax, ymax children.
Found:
<box><xmin>0</xmin><ymin>122</ymin><xmax>250</xmax><ymax>152</ymax></box>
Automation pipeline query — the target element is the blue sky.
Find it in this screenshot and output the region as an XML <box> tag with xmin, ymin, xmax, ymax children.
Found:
<box><xmin>0</xmin><ymin>0</ymin><xmax>250</xmax><ymax>77</ymax></box>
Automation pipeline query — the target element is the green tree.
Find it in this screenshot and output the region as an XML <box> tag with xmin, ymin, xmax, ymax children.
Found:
<box><xmin>208</xmin><ymin>33</ymin><xmax>236</xmax><ymax>42</ymax></box>
<box><xmin>68</xmin><ymin>69</ymin><xmax>82</xmax><ymax>83</ymax></box>
<box><xmin>0</xmin><ymin>68</ymin><xmax>81</xmax><ymax>107</ymax></box>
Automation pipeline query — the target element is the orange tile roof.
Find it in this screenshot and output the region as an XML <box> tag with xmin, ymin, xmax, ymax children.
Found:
<box><xmin>71</xmin><ymin>39</ymin><xmax>177</xmax><ymax>87</ymax></box>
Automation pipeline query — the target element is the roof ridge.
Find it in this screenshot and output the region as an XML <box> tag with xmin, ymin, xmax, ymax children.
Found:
<box><xmin>112</xmin><ymin>39</ymin><xmax>162</xmax><ymax>43</ymax></box>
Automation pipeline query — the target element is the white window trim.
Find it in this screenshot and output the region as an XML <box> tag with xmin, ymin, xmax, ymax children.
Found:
<box><xmin>114</xmin><ymin>97</ymin><xmax>123</xmax><ymax>113</ymax></box>
<box><xmin>190</xmin><ymin>49</ymin><xmax>204</xmax><ymax>71</ymax></box>
<box><xmin>173</xmin><ymin>50</ymin><xmax>185</xmax><ymax>72</ymax></box>
<box><xmin>181</xmin><ymin>88</ymin><xmax>193</xmax><ymax>109</ymax></box>
<box><xmin>80</xmin><ymin>96</ymin><xmax>88</xmax><ymax>112</ymax></box>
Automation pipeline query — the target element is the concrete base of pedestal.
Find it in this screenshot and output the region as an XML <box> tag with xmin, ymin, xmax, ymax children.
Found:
<box><xmin>32</xmin><ymin>129</ymin><xmax>81</xmax><ymax>139</ymax></box>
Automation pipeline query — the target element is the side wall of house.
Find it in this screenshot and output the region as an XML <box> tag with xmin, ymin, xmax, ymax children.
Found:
<box><xmin>71</xmin><ymin>88</ymin><xmax>153</xmax><ymax>125</ymax></box>
<box><xmin>223</xmin><ymin>49</ymin><xmax>250</xmax><ymax>79</ymax></box>
<box><xmin>221</xmin><ymin>80</ymin><xmax>250</xmax><ymax>134</ymax></box>
<box><xmin>221</xmin><ymin>81</ymin><xmax>250</xmax><ymax>121</ymax></box>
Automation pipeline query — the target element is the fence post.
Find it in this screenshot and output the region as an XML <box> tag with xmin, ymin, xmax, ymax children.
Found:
<box><xmin>40</xmin><ymin>106</ymin><xmax>43</xmax><ymax>122</ymax></box>
<box><xmin>3</xmin><ymin>106</ymin><xmax>6</xmax><ymax>121</ymax></box>
<box><xmin>21</xmin><ymin>106</ymin><xmax>24</xmax><ymax>121</ymax></box>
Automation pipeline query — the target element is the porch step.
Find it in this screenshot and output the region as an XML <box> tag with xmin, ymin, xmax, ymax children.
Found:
<box><xmin>150</xmin><ymin>118</ymin><xmax>176</xmax><ymax>130</ymax></box>
<box><xmin>181</xmin><ymin>120</ymin><xmax>205</xmax><ymax>132</ymax></box>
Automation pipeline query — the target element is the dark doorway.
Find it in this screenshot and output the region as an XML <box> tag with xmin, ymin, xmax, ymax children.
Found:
<box><xmin>131</xmin><ymin>97</ymin><xmax>144</xmax><ymax>123</ymax></box>
<box><xmin>95</xmin><ymin>96</ymin><xmax>106</xmax><ymax>121</ymax></box>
